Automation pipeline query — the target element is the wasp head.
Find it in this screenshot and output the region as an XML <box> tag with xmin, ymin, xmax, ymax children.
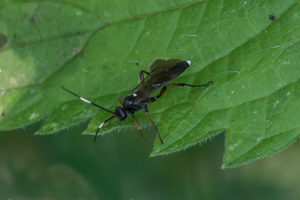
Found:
<box><xmin>114</xmin><ymin>106</ymin><xmax>127</xmax><ymax>120</ymax></box>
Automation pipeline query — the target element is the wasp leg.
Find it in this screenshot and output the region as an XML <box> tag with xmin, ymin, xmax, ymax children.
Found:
<box><xmin>140</xmin><ymin>70</ymin><xmax>150</xmax><ymax>82</ymax></box>
<box><xmin>132</xmin><ymin>114</ymin><xmax>145</xmax><ymax>141</ymax></box>
<box><xmin>144</xmin><ymin>106</ymin><xmax>164</xmax><ymax>144</ymax></box>
<box><xmin>146</xmin><ymin>81</ymin><xmax>213</xmax><ymax>104</ymax></box>
<box><xmin>167</xmin><ymin>81</ymin><xmax>213</xmax><ymax>87</ymax></box>
<box><xmin>119</xmin><ymin>97</ymin><xmax>124</xmax><ymax>105</ymax></box>
<box><xmin>146</xmin><ymin>85</ymin><xmax>168</xmax><ymax>103</ymax></box>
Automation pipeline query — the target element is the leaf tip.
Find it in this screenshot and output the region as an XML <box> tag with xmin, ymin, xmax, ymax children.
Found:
<box><xmin>221</xmin><ymin>163</ymin><xmax>229</xmax><ymax>169</ymax></box>
<box><xmin>149</xmin><ymin>152</ymin><xmax>157</xmax><ymax>158</ymax></box>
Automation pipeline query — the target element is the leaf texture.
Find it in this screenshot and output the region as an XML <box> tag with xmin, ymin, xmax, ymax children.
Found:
<box><xmin>0</xmin><ymin>0</ymin><xmax>300</xmax><ymax>168</ymax></box>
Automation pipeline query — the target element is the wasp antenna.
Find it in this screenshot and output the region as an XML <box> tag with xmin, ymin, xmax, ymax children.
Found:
<box><xmin>94</xmin><ymin>116</ymin><xmax>117</xmax><ymax>142</ymax></box>
<box><xmin>61</xmin><ymin>86</ymin><xmax>116</xmax><ymax>115</ymax></box>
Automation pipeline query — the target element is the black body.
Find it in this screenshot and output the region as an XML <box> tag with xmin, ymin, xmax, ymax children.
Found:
<box><xmin>61</xmin><ymin>58</ymin><xmax>213</xmax><ymax>144</ymax></box>
<box><xmin>122</xmin><ymin>59</ymin><xmax>190</xmax><ymax>114</ymax></box>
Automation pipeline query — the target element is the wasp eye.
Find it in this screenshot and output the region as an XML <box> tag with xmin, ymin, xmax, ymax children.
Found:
<box><xmin>115</xmin><ymin>106</ymin><xmax>127</xmax><ymax>120</ymax></box>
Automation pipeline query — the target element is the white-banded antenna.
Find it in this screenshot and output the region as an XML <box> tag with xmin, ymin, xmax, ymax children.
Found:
<box><xmin>80</xmin><ymin>97</ymin><xmax>91</xmax><ymax>104</ymax></box>
<box><xmin>61</xmin><ymin>86</ymin><xmax>115</xmax><ymax>115</ymax></box>
<box><xmin>99</xmin><ymin>122</ymin><xmax>105</xmax><ymax>129</ymax></box>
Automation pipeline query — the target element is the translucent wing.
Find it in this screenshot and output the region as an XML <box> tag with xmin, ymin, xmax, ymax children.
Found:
<box><xmin>148</xmin><ymin>59</ymin><xmax>190</xmax><ymax>85</ymax></box>
<box><xmin>149</xmin><ymin>58</ymin><xmax>167</xmax><ymax>73</ymax></box>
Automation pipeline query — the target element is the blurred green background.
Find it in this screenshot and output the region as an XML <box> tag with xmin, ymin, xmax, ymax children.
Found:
<box><xmin>1</xmin><ymin>123</ymin><xmax>300</xmax><ymax>200</ymax></box>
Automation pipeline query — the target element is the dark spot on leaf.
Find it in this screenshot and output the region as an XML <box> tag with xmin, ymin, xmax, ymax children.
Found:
<box><xmin>29</xmin><ymin>5</ymin><xmax>40</xmax><ymax>23</ymax></box>
<box><xmin>58</xmin><ymin>51</ymin><xmax>66</xmax><ymax>58</ymax></box>
<box><xmin>13</xmin><ymin>34</ymin><xmax>17</xmax><ymax>40</ymax></box>
<box><xmin>1</xmin><ymin>112</ymin><xmax>5</xmax><ymax>117</ymax></box>
<box><xmin>135</xmin><ymin>62</ymin><xmax>140</xmax><ymax>66</ymax></box>
<box><xmin>30</xmin><ymin>17</ymin><xmax>35</xmax><ymax>23</ymax></box>
<box><xmin>0</xmin><ymin>32</ymin><xmax>8</xmax><ymax>50</ymax></box>
<box><xmin>102</xmin><ymin>64</ymin><xmax>109</xmax><ymax>70</ymax></box>
<box><xmin>269</xmin><ymin>15</ymin><xmax>275</xmax><ymax>21</ymax></box>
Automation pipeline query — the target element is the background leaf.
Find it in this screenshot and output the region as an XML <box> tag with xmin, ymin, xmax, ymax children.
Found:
<box><xmin>0</xmin><ymin>0</ymin><xmax>300</xmax><ymax>168</ymax></box>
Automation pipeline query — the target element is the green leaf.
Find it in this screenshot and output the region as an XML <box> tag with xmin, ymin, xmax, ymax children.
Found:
<box><xmin>1</xmin><ymin>0</ymin><xmax>300</xmax><ymax>168</ymax></box>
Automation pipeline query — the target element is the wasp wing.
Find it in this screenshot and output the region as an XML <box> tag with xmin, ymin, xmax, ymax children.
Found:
<box><xmin>148</xmin><ymin>59</ymin><xmax>190</xmax><ymax>86</ymax></box>
<box><xmin>149</xmin><ymin>58</ymin><xmax>167</xmax><ymax>73</ymax></box>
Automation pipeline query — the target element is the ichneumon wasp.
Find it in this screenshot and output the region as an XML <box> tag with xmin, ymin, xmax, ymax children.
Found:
<box><xmin>61</xmin><ymin>58</ymin><xmax>213</xmax><ymax>144</ymax></box>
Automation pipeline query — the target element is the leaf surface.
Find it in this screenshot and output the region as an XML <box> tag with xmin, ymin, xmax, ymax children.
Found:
<box><xmin>1</xmin><ymin>0</ymin><xmax>300</xmax><ymax>168</ymax></box>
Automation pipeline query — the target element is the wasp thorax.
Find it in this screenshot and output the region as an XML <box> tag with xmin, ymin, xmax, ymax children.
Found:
<box><xmin>123</xmin><ymin>94</ymin><xmax>136</xmax><ymax>107</ymax></box>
